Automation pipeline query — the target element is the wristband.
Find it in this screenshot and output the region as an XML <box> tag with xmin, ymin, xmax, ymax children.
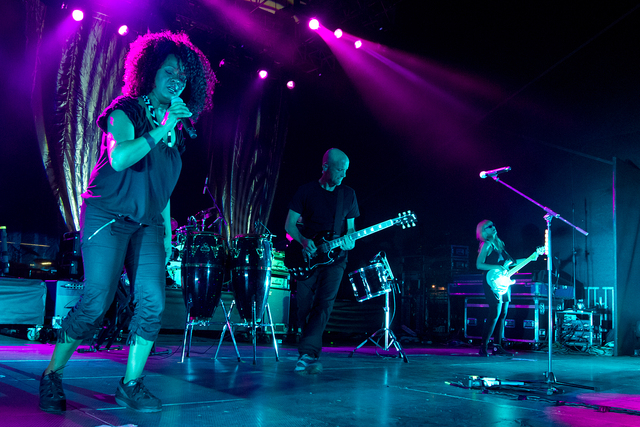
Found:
<box><xmin>143</xmin><ymin>132</ymin><xmax>156</xmax><ymax>149</ymax></box>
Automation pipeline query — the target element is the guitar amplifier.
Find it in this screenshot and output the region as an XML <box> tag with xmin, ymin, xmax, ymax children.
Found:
<box><xmin>45</xmin><ymin>280</ymin><xmax>84</xmax><ymax>328</ymax></box>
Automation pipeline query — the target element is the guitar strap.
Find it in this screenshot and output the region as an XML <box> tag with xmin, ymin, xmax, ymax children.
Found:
<box><xmin>332</xmin><ymin>186</ymin><xmax>344</xmax><ymax>239</ymax></box>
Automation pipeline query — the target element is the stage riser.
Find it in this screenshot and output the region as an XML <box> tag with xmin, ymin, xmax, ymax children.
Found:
<box><xmin>465</xmin><ymin>298</ymin><xmax>551</xmax><ymax>343</ymax></box>
<box><xmin>0</xmin><ymin>278</ymin><xmax>46</xmax><ymax>325</ymax></box>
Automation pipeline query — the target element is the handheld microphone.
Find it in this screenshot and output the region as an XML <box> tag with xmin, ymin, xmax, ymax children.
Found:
<box><xmin>479</xmin><ymin>166</ymin><xmax>511</xmax><ymax>179</ymax></box>
<box><xmin>202</xmin><ymin>176</ymin><xmax>208</xmax><ymax>195</ymax></box>
<box><xmin>171</xmin><ymin>97</ymin><xmax>197</xmax><ymax>139</ymax></box>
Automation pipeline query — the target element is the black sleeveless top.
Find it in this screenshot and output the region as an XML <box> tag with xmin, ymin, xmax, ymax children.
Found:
<box><xmin>483</xmin><ymin>245</ymin><xmax>514</xmax><ymax>302</ymax></box>
<box><xmin>83</xmin><ymin>96</ymin><xmax>184</xmax><ymax>225</ymax></box>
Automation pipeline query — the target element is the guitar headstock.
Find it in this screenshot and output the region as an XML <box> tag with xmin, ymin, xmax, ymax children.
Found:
<box><xmin>536</xmin><ymin>246</ymin><xmax>546</xmax><ymax>256</ymax></box>
<box><xmin>397</xmin><ymin>211</ymin><xmax>417</xmax><ymax>229</ymax></box>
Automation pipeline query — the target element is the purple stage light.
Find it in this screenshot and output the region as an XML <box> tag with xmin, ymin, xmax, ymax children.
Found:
<box><xmin>118</xmin><ymin>25</ymin><xmax>128</xmax><ymax>36</ymax></box>
<box><xmin>258</xmin><ymin>70</ymin><xmax>268</xmax><ymax>79</ymax></box>
<box><xmin>334</xmin><ymin>29</ymin><xmax>343</xmax><ymax>38</ymax></box>
<box><xmin>286</xmin><ymin>81</ymin><xmax>295</xmax><ymax>90</ymax></box>
<box><xmin>354</xmin><ymin>40</ymin><xmax>362</xmax><ymax>49</ymax></box>
<box><xmin>72</xmin><ymin>9</ymin><xmax>84</xmax><ymax>21</ymax></box>
<box><xmin>309</xmin><ymin>19</ymin><xmax>320</xmax><ymax>30</ymax></box>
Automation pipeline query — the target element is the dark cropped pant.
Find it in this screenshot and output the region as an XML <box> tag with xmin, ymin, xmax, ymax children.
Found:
<box><xmin>60</xmin><ymin>204</ymin><xmax>166</xmax><ymax>344</ymax></box>
<box><xmin>482</xmin><ymin>282</ymin><xmax>510</xmax><ymax>346</ymax></box>
<box><xmin>296</xmin><ymin>261</ymin><xmax>346</xmax><ymax>358</ymax></box>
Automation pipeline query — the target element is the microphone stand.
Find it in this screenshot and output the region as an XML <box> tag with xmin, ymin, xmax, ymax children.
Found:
<box><xmin>203</xmin><ymin>180</ymin><xmax>228</xmax><ymax>238</ymax></box>
<box><xmin>487</xmin><ymin>175</ymin><xmax>593</xmax><ymax>394</ymax></box>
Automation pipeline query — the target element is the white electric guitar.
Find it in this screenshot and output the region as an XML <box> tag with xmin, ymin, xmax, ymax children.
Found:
<box><xmin>486</xmin><ymin>246</ymin><xmax>546</xmax><ymax>296</ymax></box>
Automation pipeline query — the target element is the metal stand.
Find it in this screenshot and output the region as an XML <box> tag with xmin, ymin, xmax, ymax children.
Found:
<box><xmin>180</xmin><ymin>300</ymin><xmax>241</xmax><ymax>363</ymax></box>
<box><xmin>487</xmin><ymin>173</ymin><xmax>595</xmax><ymax>394</ymax></box>
<box><xmin>349</xmin><ymin>290</ymin><xmax>408</xmax><ymax>362</ymax></box>
<box><xmin>215</xmin><ymin>301</ymin><xmax>280</xmax><ymax>365</ymax></box>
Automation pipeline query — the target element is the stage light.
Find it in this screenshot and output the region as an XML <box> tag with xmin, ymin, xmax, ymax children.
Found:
<box><xmin>117</xmin><ymin>25</ymin><xmax>128</xmax><ymax>36</ymax></box>
<box><xmin>286</xmin><ymin>81</ymin><xmax>295</xmax><ymax>90</ymax></box>
<box><xmin>72</xmin><ymin>9</ymin><xmax>84</xmax><ymax>21</ymax></box>
<box><xmin>258</xmin><ymin>70</ymin><xmax>268</xmax><ymax>79</ymax></box>
<box><xmin>334</xmin><ymin>29</ymin><xmax>343</xmax><ymax>38</ymax></box>
<box><xmin>354</xmin><ymin>40</ymin><xmax>362</xmax><ymax>49</ymax></box>
<box><xmin>309</xmin><ymin>19</ymin><xmax>320</xmax><ymax>30</ymax></box>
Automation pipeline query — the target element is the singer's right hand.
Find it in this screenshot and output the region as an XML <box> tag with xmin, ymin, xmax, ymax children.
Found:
<box><xmin>161</xmin><ymin>98</ymin><xmax>192</xmax><ymax>129</ymax></box>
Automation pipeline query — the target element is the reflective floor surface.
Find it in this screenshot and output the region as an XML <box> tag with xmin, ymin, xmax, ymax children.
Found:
<box><xmin>1</xmin><ymin>332</ymin><xmax>638</xmax><ymax>427</ymax></box>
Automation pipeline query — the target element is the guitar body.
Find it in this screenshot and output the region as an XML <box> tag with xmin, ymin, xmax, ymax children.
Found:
<box><xmin>284</xmin><ymin>231</ymin><xmax>346</xmax><ymax>280</ymax></box>
<box><xmin>486</xmin><ymin>247</ymin><xmax>546</xmax><ymax>297</ymax></box>
<box><xmin>486</xmin><ymin>269</ymin><xmax>515</xmax><ymax>296</ymax></box>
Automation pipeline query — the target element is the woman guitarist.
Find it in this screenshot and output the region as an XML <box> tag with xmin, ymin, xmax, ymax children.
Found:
<box><xmin>475</xmin><ymin>220</ymin><xmax>534</xmax><ymax>357</ymax></box>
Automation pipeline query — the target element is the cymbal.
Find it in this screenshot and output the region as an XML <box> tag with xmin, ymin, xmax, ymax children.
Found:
<box><xmin>171</xmin><ymin>218</ymin><xmax>179</xmax><ymax>230</ymax></box>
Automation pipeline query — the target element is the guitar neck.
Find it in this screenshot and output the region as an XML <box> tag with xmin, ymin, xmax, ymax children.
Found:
<box><xmin>505</xmin><ymin>253</ymin><xmax>537</xmax><ymax>278</ymax></box>
<box><xmin>320</xmin><ymin>219</ymin><xmax>400</xmax><ymax>252</ymax></box>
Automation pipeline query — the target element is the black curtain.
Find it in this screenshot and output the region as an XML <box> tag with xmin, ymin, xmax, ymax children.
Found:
<box><xmin>614</xmin><ymin>158</ymin><xmax>640</xmax><ymax>356</ymax></box>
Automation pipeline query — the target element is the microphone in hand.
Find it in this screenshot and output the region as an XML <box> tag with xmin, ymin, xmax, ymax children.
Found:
<box><xmin>171</xmin><ymin>97</ymin><xmax>197</xmax><ymax>139</ymax></box>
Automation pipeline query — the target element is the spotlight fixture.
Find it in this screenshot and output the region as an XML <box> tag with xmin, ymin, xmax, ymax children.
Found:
<box><xmin>334</xmin><ymin>29</ymin><xmax>343</xmax><ymax>38</ymax></box>
<box><xmin>117</xmin><ymin>25</ymin><xmax>128</xmax><ymax>36</ymax></box>
<box><xmin>354</xmin><ymin>40</ymin><xmax>362</xmax><ymax>49</ymax></box>
<box><xmin>72</xmin><ymin>9</ymin><xmax>84</xmax><ymax>21</ymax></box>
<box><xmin>286</xmin><ymin>81</ymin><xmax>295</xmax><ymax>90</ymax></box>
<box><xmin>258</xmin><ymin>70</ymin><xmax>268</xmax><ymax>79</ymax></box>
<box><xmin>309</xmin><ymin>18</ymin><xmax>320</xmax><ymax>30</ymax></box>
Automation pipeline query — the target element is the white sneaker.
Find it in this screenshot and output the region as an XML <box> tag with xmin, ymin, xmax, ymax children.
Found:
<box><xmin>294</xmin><ymin>354</ymin><xmax>323</xmax><ymax>375</ymax></box>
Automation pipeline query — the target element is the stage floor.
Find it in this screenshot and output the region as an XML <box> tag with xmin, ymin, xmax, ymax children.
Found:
<box><xmin>1</xmin><ymin>332</ymin><xmax>638</xmax><ymax>427</ymax></box>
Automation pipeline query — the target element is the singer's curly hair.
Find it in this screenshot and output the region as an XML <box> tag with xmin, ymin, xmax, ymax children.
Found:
<box><xmin>122</xmin><ymin>31</ymin><xmax>216</xmax><ymax>122</ymax></box>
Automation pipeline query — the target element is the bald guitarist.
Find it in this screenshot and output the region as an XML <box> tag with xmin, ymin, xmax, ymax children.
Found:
<box><xmin>285</xmin><ymin>148</ymin><xmax>359</xmax><ymax>375</ymax></box>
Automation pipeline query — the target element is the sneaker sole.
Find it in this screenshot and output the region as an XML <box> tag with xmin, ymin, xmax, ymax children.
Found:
<box><xmin>115</xmin><ymin>397</ymin><xmax>162</xmax><ymax>413</ymax></box>
<box><xmin>39</xmin><ymin>403</ymin><xmax>66</xmax><ymax>413</ymax></box>
<box><xmin>295</xmin><ymin>365</ymin><xmax>323</xmax><ymax>375</ymax></box>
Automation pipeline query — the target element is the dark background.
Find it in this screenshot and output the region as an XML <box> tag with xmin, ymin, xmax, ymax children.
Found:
<box><xmin>2</xmin><ymin>1</ymin><xmax>640</xmax><ymax>307</ymax></box>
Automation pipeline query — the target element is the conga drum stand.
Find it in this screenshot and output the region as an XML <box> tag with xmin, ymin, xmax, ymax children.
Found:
<box><xmin>180</xmin><ymin>300</ymin><xmax>241</xmax><ymax>363</ymax></box>
<box><xmin>215</xmin><ymin>300</ymin><xmax>280</xmax><ymax>365</ymax></box>
<box><xmin>349</xmin><ymin>291</ymin><xmax>408</xmax><ymax>362</ymax></box>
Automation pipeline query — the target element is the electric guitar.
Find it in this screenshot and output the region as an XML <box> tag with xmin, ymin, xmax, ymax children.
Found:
<box><xmin>486</xmin><ymin>246</ymin><xmax>546</xmax><ymax>296</ymax></box>
<box><xmin>285</xmin><ymin>211</ymin><xmax>417</xmax><ymax>280</ymax></box>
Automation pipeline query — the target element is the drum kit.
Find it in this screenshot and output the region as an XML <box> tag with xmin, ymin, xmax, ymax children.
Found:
<box><xmin>348</xmin><ymin>252</ymin><xmax>408</xmax><ymax>362</ymax></box>
<box><xmin>169</xmin><ymin>210</ymin><xmax>279</xmax><ymax>364</ymax></box>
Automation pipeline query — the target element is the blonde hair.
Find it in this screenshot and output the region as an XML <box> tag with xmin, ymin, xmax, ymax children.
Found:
<box><xmin>476</xmin><ymin>219</ymin><xmax>505</xmax><ymax>253</ymax></box>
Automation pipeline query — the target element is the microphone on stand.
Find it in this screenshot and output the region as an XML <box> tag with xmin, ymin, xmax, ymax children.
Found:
<box><xmin>171</xmin><ymin>97</ymin><xmax>197</xmax><ymax>139</ymax></box>
<box><xmin>479</xmin><ymin>166</ymin><xmax>511</xmax><ymax>179</ymax></box>
<box><xmin>202</xmin><ymin>176</ymin><xmax>208</xmax><ymax>195</ymax></box>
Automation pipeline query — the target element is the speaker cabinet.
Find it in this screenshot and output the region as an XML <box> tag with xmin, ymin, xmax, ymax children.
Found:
<box><xmin>45</xmin><ymin>280</ymin><xmax>83</xmax><ymax>327</ymax></box>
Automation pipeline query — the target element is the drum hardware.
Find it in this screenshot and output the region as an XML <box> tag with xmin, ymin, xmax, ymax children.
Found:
<box><xmin>349</xmin><ymin>252</ymin><xmax>408</xmax><ymax>362</ymax></box>
<box><xmin>180</xmin><ymin>299</ymin><xmax>242</xmax><ymax>363</ymax></box>
<box><xmin>215</xmin><ymin>299</ymin><xmax>280</xmax><ymax>365</ymax></box>
<box><xmin>217</xmin><ymin>233</ymin><xmax>279</xmax><ymax>365</ymax></box>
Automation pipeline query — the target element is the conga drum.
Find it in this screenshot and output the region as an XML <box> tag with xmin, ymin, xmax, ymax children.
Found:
<box><xmin>230</xmin><ymin>234</ymin><xmax>273</xmax><ymax>322</ymax></box>
<box><xmin>181</xmin><ymin>231</ymin><xmax>226</xmax><ymax>319</ymax></box>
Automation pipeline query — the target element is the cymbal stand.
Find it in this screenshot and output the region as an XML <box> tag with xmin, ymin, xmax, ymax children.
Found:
<box><xmin>181</xmin><ymin>300</ymin><xmax>241</xmax><ymax>363</ymax></box>
<box><xmin>215</xmin><ymin>300</ymin><xmax>280</xmax><ymax>365</ymax></box>
<box><xmin>487</xmin><ymin>174</ymin><xmax>594</xmax><ymax>394</ymax></box>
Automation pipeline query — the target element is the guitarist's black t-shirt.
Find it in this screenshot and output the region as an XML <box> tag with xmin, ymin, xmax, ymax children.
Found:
<box><xmin>289</xmin><ymin>181</ymin><xmax>360</xmax><ymax>238</ymax></box>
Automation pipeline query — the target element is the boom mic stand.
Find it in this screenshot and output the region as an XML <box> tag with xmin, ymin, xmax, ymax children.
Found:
<box><xmin>485</xmin><ymin>171</ymin><xmax>594</xmax><ymax>394</ymax></box>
